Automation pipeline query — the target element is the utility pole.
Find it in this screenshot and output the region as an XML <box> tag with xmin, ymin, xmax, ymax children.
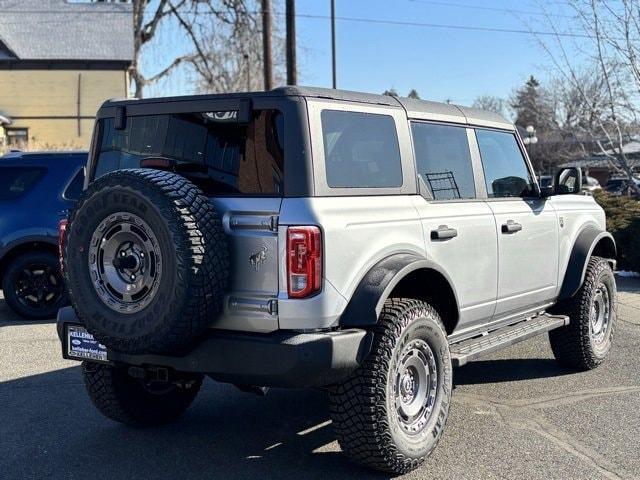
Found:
<box><xmin>331</xmin><ymin>0</ymin><xmax>336</xmax><ymax>89</ymax></box>
<box><xmin>261</xmin><ymin>0</ymin><xmax>273</xmax><ymax>91</ymax></box>
<box><xmin>286</xmin><ymin>0</ymin><xmax>297</xmax><ymax>85</ymax></box>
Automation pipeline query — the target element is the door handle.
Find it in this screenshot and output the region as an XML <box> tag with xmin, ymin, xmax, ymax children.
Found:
<box><xmin>502</xmin><ymin>220</ymin><xmax>523</xmax><ymax>234</ymax></box>
<box><xmin>431</xmin><ymin>225</ymin><xmax>458</xmax><ymax>240</ymax></box>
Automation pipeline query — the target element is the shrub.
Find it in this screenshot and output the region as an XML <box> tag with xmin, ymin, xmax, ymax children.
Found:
<box><xmin>593</xmin><ymin>191</ymin><xmax>640</xmax><ymax>272</ymax></box>
<box><xmin>1</xmin><ymin>140</ymin><xmax>83</xmax><ymax>156</ymax></box>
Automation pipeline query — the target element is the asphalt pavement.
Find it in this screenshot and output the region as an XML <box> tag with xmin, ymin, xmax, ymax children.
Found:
<box><xmin>1</xmin><ymin>277</ymin><xmax>639</xmax><ymax>480</ymax></box>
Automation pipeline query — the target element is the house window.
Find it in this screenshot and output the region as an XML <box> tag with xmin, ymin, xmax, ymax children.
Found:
<box><xmin>6</xmin><ymin>128</ymin><xmax>28</xmax><ymax>147</ymax></box>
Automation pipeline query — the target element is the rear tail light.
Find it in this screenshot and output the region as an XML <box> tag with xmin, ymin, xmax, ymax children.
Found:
<box><xmin>287</xmin><ymin>226</ymin><xmax>322</xmax><ymax>298</ymax></box>
<box><xmin>58</xmin><ymin>219</ymin><xmax>68</xmax><ymax>272</ymax></box>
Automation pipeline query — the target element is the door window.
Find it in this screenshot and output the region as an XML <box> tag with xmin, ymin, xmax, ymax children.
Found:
<box><xmin>476</xmin><ymin>130</ymin><xmax>534</xmax><ymax>198</ymax></box>
<box><xmin>411</xmin><ymin>122</ymin><xmax>476</xmax><ymax>200</ymax></box>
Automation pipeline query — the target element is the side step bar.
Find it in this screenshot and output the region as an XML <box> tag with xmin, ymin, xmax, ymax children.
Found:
<box><xmin>450</xmin><ymin>313</ymin><xmax>569</xmax><ymax>367</ymax></box>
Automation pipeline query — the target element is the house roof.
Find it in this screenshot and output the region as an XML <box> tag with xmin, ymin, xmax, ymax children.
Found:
<box><xmin>0</xmin><ymin>0</ymin><xmax>133</xmax><ymax>63</ymax></box>
<box><xmin>559</xmin><ymin>139</ymin><xmax>640</xmax><ymax>170</ymax></box>
<box><xmin>601</xmin><ymin>140</ymin><xmax>640</xmax><ymax>156</ymax></box>
<box><xmin>560</xmin><ymin>156</ymin><xmax>640</xmax><ymax>170</ymax></box>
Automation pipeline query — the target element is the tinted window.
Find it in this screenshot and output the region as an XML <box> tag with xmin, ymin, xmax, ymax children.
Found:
<box><xmin>411</xmin><ymin>122</ymin><xmax>475</xmax><ymax>200</ymax></box>
<box><xmin>0</xmin><ymin>167</ymin><xmax>45</xmax><ymax>200</ymax></box>
<box><xmin>63</xmin><ymin>169</ymin><xmax>85</xmax><ymax>200</ymax></box>
<box><xmin>476</xmin><ymin>130</ymin><xmax>534</xmax><ymax>198</ymax></box>
<box><xmin>321</xmin><ymin>110</ymin><xmax>402</xmax><ymax>188</ymax></box>
<box><xmin>94</xmin><ymin>110</ymin><xmax>284</xmax><ymax>196</ymax></box>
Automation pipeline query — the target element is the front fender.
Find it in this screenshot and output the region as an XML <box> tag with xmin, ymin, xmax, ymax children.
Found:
<box><xmin>558</xmin><ymin>226</ymin><xmax>616</xmax><ymax>300</ymax></box>
<box><xmin>340</xmin><ymin>253</ymin><xmax>459</xmax><ymax>327</ymax></box>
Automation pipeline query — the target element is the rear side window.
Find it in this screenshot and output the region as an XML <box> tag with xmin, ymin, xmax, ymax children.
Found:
<box><xmin>93</xmin><ymin>110</ymin><xmax>284</xmax><ymax>196</ymax></box>
<box><xmin>0</xmin><ymin>167</ymin><xmax>46</xmax><ymax>200</ymax></box>
<box><xmin>63</xmin><ymin>169</ymin><xmax>85</xmax><ymax>200</ymax></box>
<box><xmin>476</xmin><ymin>130</ymin><xmax>534</xmax><ymax>198</ymax></box>
<box><xmin>321</xmin><ymin>110</ymin><xmax>402</xmax><ymax>188</ymax></box>
<box><xmin>411</xmin><ymin>122</ymin><xmax>475</xmax><ymax>200</ymax></box>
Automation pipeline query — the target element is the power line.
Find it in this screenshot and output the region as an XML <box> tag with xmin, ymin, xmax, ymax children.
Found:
<box><xmin>291</xmin><ymin>13</ymin><xmax>594</xmax><ymax>39</ymax></box>
<box><xmin>0</xmin><ymin>9</ymin><xmax>594</xmax><ymax>40</ymax></box>
<box><xmin>408</xmin><ymin>0</ymin><xmax>575</xmax><ymax>19</ymax></box>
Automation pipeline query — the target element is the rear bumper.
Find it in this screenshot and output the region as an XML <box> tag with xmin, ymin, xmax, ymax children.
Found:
<box><xmin>56</xmin><ymin>306</ymin><xmax>372</xmax><ymax>388</ymax></box>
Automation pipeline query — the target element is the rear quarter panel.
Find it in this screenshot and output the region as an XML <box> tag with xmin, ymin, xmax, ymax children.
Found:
<box><xmin>277</xmin><ymin>196</ymin><xmax>425</xmax><ymax>330</ymax></box>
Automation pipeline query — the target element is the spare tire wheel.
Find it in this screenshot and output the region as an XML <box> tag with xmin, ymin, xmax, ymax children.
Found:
<box><xmin>64</xmin><ymin>169</ymin><xmax>229</xmax><ymax>354</ymax></box>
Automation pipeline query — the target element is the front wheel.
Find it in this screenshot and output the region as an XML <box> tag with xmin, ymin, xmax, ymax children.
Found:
<box><xmin>82</xmin><ymin>362</ymin><xmax>203</xmax><ymax>427</ymax></box>
<box><xmin>329</xmin><ymin>298</ymin><xmax>452</xmax><ymax>474</ymax></box>
<box><xmin>549</xmin><ymin>256</ymin><xmax>616</xmax><ymax>370</ymax></box>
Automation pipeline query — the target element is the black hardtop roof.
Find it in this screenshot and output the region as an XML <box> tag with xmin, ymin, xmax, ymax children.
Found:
<box><xmin>102</xmin><ymin>85</ymin><xmax>513</xmax><ymax>129</ymax></box>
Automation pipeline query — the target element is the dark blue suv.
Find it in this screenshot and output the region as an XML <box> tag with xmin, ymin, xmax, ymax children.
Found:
<box><xmin>0</xmin><ymin>151</ymin><xmax>87</xmax><ymax>319</ymax></box>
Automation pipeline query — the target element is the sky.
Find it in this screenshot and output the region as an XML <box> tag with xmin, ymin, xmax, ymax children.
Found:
<box><xmin>145</xmin><ymin>0</ymin><xmax>584</xmax><ymax>107</ymax></box>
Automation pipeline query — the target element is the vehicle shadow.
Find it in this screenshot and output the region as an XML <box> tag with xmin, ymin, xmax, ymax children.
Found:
<box><xmin>0</xmin><ymin>366</ymin><xmax>380</xmax><ymax>480</ymax></box>
<box><xmin>1</xmin><ymin>356</ymin><xmax>579</xmax><ymax>480</ymax></box>
<box><xmin>615</xmin><ymin>275</ymin><xmax>640</xmax><ymax>294</ymax></box>
<box><xmin>0</xmin><ymin>297</ymin><xmax>56</xmax><ymax>327</ymax></box>
<box><xmin>453</xmin><ymin>358</ymin><xmax>572</xmax><ymax>386</ymax></box>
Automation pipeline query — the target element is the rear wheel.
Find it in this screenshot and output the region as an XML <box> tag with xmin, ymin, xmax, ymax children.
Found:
<box><xmin>82</xmin><ymin>362</ymin><xmax>202</xmax><ymax>427</ymax></box>
<box><xmin>1</xmin><ymin>251</ymin><xmax>66</xmax><ymax>319</ymax></box>
<box><xmin>549</xmin><ymin>256</ymin><xmax>616</xmax><ymax>370</ymax></box>
<box><xmin>329</xmin><ymin>298</ymin><xmax>452</xmax><ymax>474</ymax></box>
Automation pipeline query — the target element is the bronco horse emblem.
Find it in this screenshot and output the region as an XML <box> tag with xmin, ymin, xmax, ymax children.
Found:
<box><xmin>249</xmin><ymin>245</ymin><xmax>268</xmax><ymax>270</ymax></box>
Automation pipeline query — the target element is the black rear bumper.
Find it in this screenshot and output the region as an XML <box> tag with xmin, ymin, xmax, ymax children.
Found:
<box><xmin>56</xmin><ymin>306</ymin><xmax>372</xmax><ymax>388</ymax></box>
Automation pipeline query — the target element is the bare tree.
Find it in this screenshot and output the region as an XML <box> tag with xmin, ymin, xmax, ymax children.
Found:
<box><xmin>129</xmin><ymin>1</ymin><xmax>271</xmax><ymax>97</ymax></box>
<box><xmin>472</xmin><ymin>95</ymin><xmax>509</xmax><ymax>117</ymax></box>
<box><xmin>534</xmin><ymin>0</ymin><xmax>640</xmax><ymax>193</ymax></box>
<box><xmin>191</xmin><ymin>1</ymin><xmax>286</xmax><ymax>93</ymax></box>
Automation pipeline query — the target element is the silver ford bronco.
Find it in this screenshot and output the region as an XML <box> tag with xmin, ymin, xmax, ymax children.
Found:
<box><xmin>57</xmin><ymin>87</ymin><xmax>617</xmax><ymax>474</ymax></box>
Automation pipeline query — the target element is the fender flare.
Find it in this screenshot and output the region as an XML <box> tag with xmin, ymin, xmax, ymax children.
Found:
<box><xmin>340</xmin><ymin>253</ymin><xmax>459</xmax><ymax>327</ymax></box>
<box><xmin>0</xmin><ymin>234</ymin><xmax>58</xmax><ymax>279</ymax></box>
<box><xmin>558</xmin><ymin>226</ymin><xmax>616</xmax><ymax>301</ymax></box>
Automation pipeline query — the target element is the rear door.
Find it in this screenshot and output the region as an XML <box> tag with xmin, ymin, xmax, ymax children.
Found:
<box><xmin>475</xmin><ymin>129</ymin><xmax>559</xmax><ymax>319</ymax></box>
<box><xmin>410</xmin><ymin>122</ymin><xmax>498</xmax><ymax>331</ymax></box>
<box><xmin>90</xmin><ymin>105</ymin><xmax>287</xmax><ymax>332</ymax></box>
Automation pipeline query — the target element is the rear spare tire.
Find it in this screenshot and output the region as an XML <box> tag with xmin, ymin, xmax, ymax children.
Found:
<box><xmin>64</xmin><ymin>169</ymin><xmax>229</xmax><ymax>354</ymax></box>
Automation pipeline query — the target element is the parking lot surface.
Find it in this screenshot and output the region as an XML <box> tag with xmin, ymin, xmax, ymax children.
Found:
<box><xmin>1</xmin><ymin>277</ymin><xmax>639</xmax><ymax>480</ymax></box>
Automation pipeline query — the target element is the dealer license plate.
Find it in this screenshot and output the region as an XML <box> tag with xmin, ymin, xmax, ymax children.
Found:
<box><xmin>65</xmin><ymin>324</ymin><xmax>109</xmax><ymax>363</ymax></box>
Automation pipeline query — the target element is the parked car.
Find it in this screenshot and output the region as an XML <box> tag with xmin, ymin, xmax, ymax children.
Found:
<box><xmin>582</xmin><ymin>175</ymin><xmax>602</xmax><ymax>193</ymax></box>
<box><xmin>605</xmin><ymin>176</ymin><xmax>640</xmax><ymax>196</ymax></box>
<box><xmin>538</xmin><ymin>174</ymin><xmax>553</xmax><ymax>189</ymax></box>
<box><xmin>0</xmin><ymin>151</ymin><xmax>86</xmax><ymax>319</ymax></box>
<box><xmin>57</xmin><ymin>88</ymin><xmax>616</xmax><ymax>474</ymax></box>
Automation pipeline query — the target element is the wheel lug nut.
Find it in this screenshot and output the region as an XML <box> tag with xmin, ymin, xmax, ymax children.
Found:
<box><xmin>130</xmin><ymin>275</ymin><xmax>136</xmax><ymax>281</ymax></box>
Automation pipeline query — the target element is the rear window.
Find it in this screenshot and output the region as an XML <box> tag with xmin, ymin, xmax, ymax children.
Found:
<box><xmin>93</xmin><ymin>110</ymin><xmax>284</xmax><ymax>196</ymax></box>
<box><xmin>63</xmin><ymin>168</ymin><xmax>85</xmax><ymax>200</ymax></box>
<box><xmin>321</xmin><ymin>110</ymin><xmax>402</xmax><ymax>188</ymax></box>
<box><xmin>0</xmin><ymin>167</ymin><xmax>46</xmax><ymax>200</ymax></box>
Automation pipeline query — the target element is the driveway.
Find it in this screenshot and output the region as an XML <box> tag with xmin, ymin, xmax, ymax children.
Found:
<box><xmin>1</xmin><ymin>277</ymin><xmax>639</xmax><ymax>480</ymax></box>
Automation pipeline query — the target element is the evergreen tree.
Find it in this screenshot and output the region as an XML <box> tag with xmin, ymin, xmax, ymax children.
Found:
<box><xmin>510</xmin><ymin>76</ymin><xmax>554</xmax><ymax>131</ymax></box>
